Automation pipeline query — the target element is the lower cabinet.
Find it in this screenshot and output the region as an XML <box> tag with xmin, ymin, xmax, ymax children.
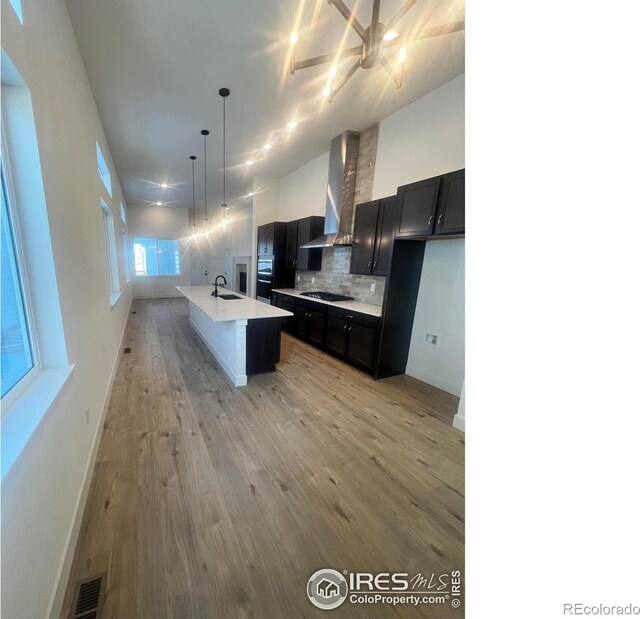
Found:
<box><xmin>294</xmin><ymin>305</ymin><xmax>326</xmax><ymax>347</ymax></box>
<box><xmin>273</xmin><ymin>292</ymin><xmax>380</xmax><ymax>374</ymax></box>
<box><xmin>326</xmin><ymin>311</ymin><xmax>377</xmax><ymax>370</ymax></box>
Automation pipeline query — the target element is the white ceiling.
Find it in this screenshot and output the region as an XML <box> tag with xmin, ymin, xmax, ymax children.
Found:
<box><xmin>66</xmin><ymin>0</ymin><xmax>465</xmax><ymax>211</ymax></box>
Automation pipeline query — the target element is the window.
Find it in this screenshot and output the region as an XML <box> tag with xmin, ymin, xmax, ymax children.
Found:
<box><xmin>1</xmin><ymin>165</ymin><xmax>35</xmax><ymax>398</ymax></box>
<box><xmin>120</xmin><ymin>201</ymin><xmax>126</xmax><ymax>224</ymax></box>
<box><xmin>101</xmin><ymin>200</ymin><xmax>120</xmax><ymax>303</ymax></box>
<box><xmin>96</xmin><ymin>142</ymin><xmax>112</xmax><ymax>197</ymax></box>
<box><xmin>134</xmin><ymin>237</ymin><xmax>180</xmax><ymax>276</ymax></box>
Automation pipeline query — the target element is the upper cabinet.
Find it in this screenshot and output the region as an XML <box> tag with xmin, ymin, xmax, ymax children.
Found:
<box><xmin>396</xmin><ymin>170</ymin><xmax>464</xmax><ymax>238</ymax></box>
<box><xmin>350</xmin><ymin>200</ymin><xmax>379</xmax><ymax>275</ymax></box>
<box><xmin>396</xmin><ymin>177</ymin><xmax>441</xmax><ymax>238</ymax></box>
<box><xmin>350</xmin><ymin>197</ymin><xmax>400</xmax><ymax>276</ymax></box>
<box><xmin>373</xmin><ymin>197</ymin><xmax>400</xmax><ymax>276</ymax></box>
<box><xmin>294</xmin><ymin>216</ymin><xmax>324</xmax><ymax>271</ymax></box>
<box><xmin>257</xmin><ymin>223</ymin><xmax>275</xmax><ymax>255</ymax></box>
<box><xmin>433</xmin><ymin>169</ymin><xmax>465</xmax><ymax>236</ymax></box>
<box><xmin>285</xmin><ymin>220</ymin><xmax>299</xmax><ymax>269</ymax></box>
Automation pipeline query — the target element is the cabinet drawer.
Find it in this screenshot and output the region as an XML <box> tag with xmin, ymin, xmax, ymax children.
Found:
<box><xmin>296</xmin><ymin>298</ymin><xmax>327</xmax><ymax>313</ymax></box>
<box><xmin>327</xmin><ymin>306</ymin><xmax>379</xmax><ymax>329</ymax></box>
<box><xmin>276</xmin><ymin>296</ymin><xmax>295</xmax><ymax>312</ymax></box>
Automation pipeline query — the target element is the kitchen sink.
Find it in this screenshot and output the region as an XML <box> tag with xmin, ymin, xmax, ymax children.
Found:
<box><xmin>218</xmin><ymin>294</ymin><xmax>242</xmax><ymax>300</ymax></box>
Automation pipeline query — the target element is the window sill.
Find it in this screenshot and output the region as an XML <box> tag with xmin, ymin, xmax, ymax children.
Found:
<box><xmin>1</xmin><ymin>364</ymin><xmax>75</xmax><ymax>479</ymax></box>
<box><xmin>110</xmin><ymin>291</ymin><xmax>122</xmax><ymax>307</ymax></box>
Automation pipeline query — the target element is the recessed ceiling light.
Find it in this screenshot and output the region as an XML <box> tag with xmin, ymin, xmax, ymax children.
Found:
<box><xmin>290</xmin><ymin>31</ymin><xmax>298</xmax><ymax>46</ymax></box>
<box><xmin>160</xmin><ymin>182</ymin><xmax>168</xmax><ymax>188</ymax></box>
<box><xmin>262</xmin><ymin>144</ymin><xmax>272</xmax><ymax>151</ymax></box>
<box><xmin>322</xmin><ymin>87</ymin><xmax>331</xmax><ymax>97</ymax></box>
<box><xmin>156</xmin><ymin>201</ymin><xmax>163</xmax><ymax>205</ymax></box>
<box><xmin>399</xmin><ymin>46</ymin><xmax>408</xmax><ymax>63</ymax></box>
<box><xmin>248</xmin><ymin>192</ymin><xmax>254</xmax><ymax>197</ymax></box>
<box><xmin>246</xmin><ymin>160</ymin><xmax>254</xmax><ymax>166</ymax></box>
<box><xmin>287</xmin><ymin>121</ymin><xmax>297</xmax><ymax>129</ymax></box>
<box><xmin>383</xmin><ymin>30</ymin><xmax>399</xmax><ymax>41</ymax></box>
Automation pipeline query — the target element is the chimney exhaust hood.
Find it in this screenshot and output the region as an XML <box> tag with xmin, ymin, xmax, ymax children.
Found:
<box><xmin>301</xmin><ymin>130</ymin><xmax>360</xmax><ymax>248</ymax></box>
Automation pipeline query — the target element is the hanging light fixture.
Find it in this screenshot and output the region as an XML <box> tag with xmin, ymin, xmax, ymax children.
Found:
<box><xmin>219</xmin><ymin>88</ymin><xmax>230</xmax><ymax>216</ymax></box>
<box><xmin>189</xmin><ymin>155</ymin><xmax>197</xmax><ymax>236</ymax></box>
<box><xmin>201</xmin><ymin>129</ymin><xmax>210</xmax><ymax>228</ymax></box>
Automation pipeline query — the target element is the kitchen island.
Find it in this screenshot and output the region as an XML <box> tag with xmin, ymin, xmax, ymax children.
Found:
<box><xmin>176</xmin><ymin>286</ymin><xmax>292</xmax><ymax>387</ymax></box>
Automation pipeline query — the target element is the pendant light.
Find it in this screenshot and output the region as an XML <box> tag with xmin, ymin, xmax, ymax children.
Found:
<box><xmin>201</xmin><ymin>129</ymin><xmax>210</xmax><ymax>226</ymax></box>
<box><xmin>189</xmin><ymin>155</ymin><xmax>197</xmax><ymax>234</ymax></box>
<box><xmin>219</xmin><ymin>88</ymin><xmax>230</xmax><ymax>215</ymax></box>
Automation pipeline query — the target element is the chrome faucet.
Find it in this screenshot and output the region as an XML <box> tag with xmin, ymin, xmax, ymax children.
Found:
<box><xmin>212</xmin><ymin>275</ymin><xmax>227</xmax><ymax>297</ymax></box>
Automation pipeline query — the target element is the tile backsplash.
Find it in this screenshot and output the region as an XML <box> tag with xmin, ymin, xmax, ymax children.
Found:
<box><xmin>296</xmin><ymin>247</ymin><xmax>386</xmax><ymax>306</ymax></box>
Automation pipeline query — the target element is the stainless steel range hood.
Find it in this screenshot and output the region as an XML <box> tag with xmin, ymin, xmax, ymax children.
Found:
<box><xmin>301</xmin><ymin>130</ymin><xmax>360</xmax><ymax>248</ymax></box>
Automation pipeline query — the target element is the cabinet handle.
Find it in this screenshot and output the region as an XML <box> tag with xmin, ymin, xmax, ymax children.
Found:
<box><xmin>428</xmin><ymin>215</ymin><xmax>433</xmax><ymax>226</ymax></box>
<box><xmin>343</xmin><ymin>324</ymin><xmax>348</xmax><ymax>331</ymax></box>
<box><xmin>437</xmin><ymin>214</ymin><xmax>443</xmax><ymax>224</ymax></box>
<box><xmin>348</xmin><ymin>326</ymin><xmax>352</xmax><ymax>332</ymax></box>
<box><xmin>346</xmin><ymin>315</ymin><xmax>354</xmax><ymax>319</ymax></box>
<box><xmin>367</xmin><ymin>261</ymin><xmax>371</xmax><ymax>267</ymax></box>
<box><xmin>373</xmin><ymin>261</ymin><xmax>377</xmax><ymax>268</ymax></box>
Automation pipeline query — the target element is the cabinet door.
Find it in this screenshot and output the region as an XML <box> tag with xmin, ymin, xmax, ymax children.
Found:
<box><xmin>296</xmin><ymin>217</ymin><xmax>312</xmax><ymax>270</ymax></box>
<box><xmin>257</xmin><ymin>225</ymin><xmax>268</xmax><ymax>255</ymax></box>
<box><xmin>294</xmin><ymin>307</ymin><xmax>308</xmax><ymax>339</ymax></box>
<box><xmin>397</xmin><ymin>177</ymin><xmax>441</xmax><ymax>237</ymax></box>
<box><xmin>326</xmin><ymin>316</ymin><xmax>348</xmax><ymax>356</ymax></box>
<box><xmin>285</xmin><ymin>220</ymin><xmax>299</xmax><ymax>269</ymax></box>
<box><xmin>350</xmin><ymin>201</ymin><xmax>379</xmax><ymax>275</ymax></box>
<box><xmin>264</xmin><ymin>224</ymin><xmax>275</xmax><ymax>255</ymax></box>
<box><xmin>434</xmin><ymin>169</ymin><xmax>465</xmax><ymax>235</ymax></box>
<box><xmin>346</xmin><ymin>323</ymin><xmax>377</xmax><ymax>369</ymax></box>
<box><xmin>373</xmin><ymin>197</ymin><xmax>400</xmax><ymax>276</ymax></box>
<box><xmin>307</xmin><ymin>309</ymin><xmax>326</xmax><ymax>346</ymax></box>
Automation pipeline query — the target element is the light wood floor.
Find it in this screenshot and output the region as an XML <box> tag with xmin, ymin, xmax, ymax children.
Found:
<box><xmin>61</xmin><ymin>298</ymin><xmax>464</xmax><ymax>618</ymax></box>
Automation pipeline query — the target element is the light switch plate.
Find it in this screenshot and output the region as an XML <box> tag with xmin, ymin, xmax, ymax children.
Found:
<box><xmin>311</xmin><ymin>276</ymin><xmax>316</xmax><ymax>284</ymax></box>
<box><xmin>370</xmin><ymin>283</ymin><xmax>376</xmax><ymax>292</ymax></box>
<box><xmin>425</xmin><ymin>333</ymin><xmax>440</xmax><ymax>347</ymax></box>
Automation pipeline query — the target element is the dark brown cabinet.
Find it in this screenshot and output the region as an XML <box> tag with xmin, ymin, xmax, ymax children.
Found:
<box><xmin>326</xmin><ymin>316</ymin><xmax>348</xmax><ymax>356</ymax></box>
<box><xmin>294</xmin><ymin>305</ymin><xmax>325</xmax><ymax>346</ymax></box>
<box><xmin>434</xmin><ymin>169</ymin><xmax>465</xmax><ymax>235</ymax></box>
<box><xmin>350</xmin><ymin>201</ymin><xmax>379</xmax><ymax>274</ymax></box>
<box><xmin>272</xmin><ymin>292</ymin><xmax>295</xmax><ymax>334</ymax></box>
<box><xmin>325</xmin><ymin>306</ymin><xmax>379</xmax><ymax>370</ymax></box>
<box><xmin>294</xmin><ymin>216</ymin><xmax>324</xmax><ymax>271</ymax></box>
<box><xmin>396</xmin><ymin>177</ymin><xmax>441</xmax><ymax>238</ymax></box>
<box><xmin>257</xmin><ymin>223</ymin><xmax>275</xmax><ymax>255</ymax></box>
<box><xmin>350</xmin><ymin>197</ymin><xmax>400</xmax><ymax>276</ymax></box>
<box><xmin>285</xmin><ymin>220</ymin><xmax>298</xmax><ymax>268</ymax></box>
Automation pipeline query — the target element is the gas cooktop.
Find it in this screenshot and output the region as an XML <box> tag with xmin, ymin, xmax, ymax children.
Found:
<box><xmin>300</xmin><ymin>291</ymin><xmax>354</xmax><ymax>302</ymax></box>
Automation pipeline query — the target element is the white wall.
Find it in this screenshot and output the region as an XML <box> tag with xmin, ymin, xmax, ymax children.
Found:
<box><xmin>454</xmin><ymin>380</ymin><xmax>465</xmax><ymax>432</ymax></box>
<box><xmin>127</xmin><ymin>204</ymin><xmax>191</xmax><ymax>298</ymax></box>
<box><xmin>277</xmin><ymin>151</ymin><xmax>329</xmax><ymax>222</ymax></box>
<box><xmin>1</xmin><ymin>0</ymin><xmax>132</xmax><ymax>617</ymax></box>
<box><xmin>374</xmin><ymin>76</ymin><xmax>465</xmax><ymax>396</ymax></box>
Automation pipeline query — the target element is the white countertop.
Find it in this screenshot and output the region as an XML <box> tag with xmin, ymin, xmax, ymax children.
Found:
<box><xmin>272</xmin><ymin>289</ymin><xmax>383</xmax><ymax>318</ymax></box>
<box><xmin>176</xmin><ymin>286</ymin><xmax>293</xmax><ymax>322</ymax></box>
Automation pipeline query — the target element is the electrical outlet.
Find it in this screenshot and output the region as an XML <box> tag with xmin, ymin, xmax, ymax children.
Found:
<box><xmin>311</xmin><ymin>276</ymin><xmax>316</xmax><ymax>284</ymax></box>
<box><xmin>425</xmin><ymin>333</ymin><xmax>440</xmax><ymax>347</ymax></box>
<box><xmin>370</xmin><ymin>283</ymin><xmax>376</xmax><ymax>293</ymax></box>
<box><xmin>84</xmin><ymin>406</ymin><xmax>90</xmax><ymax>425</ymax></box>
<box><xmin>297</xmin><ymin>275</ymin><xmax>300</xmax><ymax>282</ymax></box>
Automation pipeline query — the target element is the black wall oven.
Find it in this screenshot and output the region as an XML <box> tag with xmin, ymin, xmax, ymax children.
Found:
<box><xmin>257</xmin><ymin>257</ymin><xmax>273</xmax><ymax>304</ymax></box>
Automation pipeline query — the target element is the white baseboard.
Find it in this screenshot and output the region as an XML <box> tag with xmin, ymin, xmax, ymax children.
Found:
<box><xmin>453</xmin><ymin>414</ymin><xmax>465</xmax><ymax>432</ymax></box>
<box><xmin>46</xmin><ymin>297</ymin><xmax>132</xmax><ymax>619</ymax></box>
<box><xmin>405</xmin><ymin>365</ymin><xmax>462</xmax><ymax>396</ymax></box>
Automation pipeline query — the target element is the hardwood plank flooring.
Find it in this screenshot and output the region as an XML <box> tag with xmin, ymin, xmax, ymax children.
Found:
<box><xmin>61</xmin><ymin>298</ymin><xmax>464</xmax><ymax>618</ymax></box>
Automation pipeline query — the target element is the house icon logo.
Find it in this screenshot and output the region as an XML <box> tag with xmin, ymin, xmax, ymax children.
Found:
<box><xmin>307</xmin><ymin>568</ymin><xmax>348</xmax><ymax>610</ymax></box>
